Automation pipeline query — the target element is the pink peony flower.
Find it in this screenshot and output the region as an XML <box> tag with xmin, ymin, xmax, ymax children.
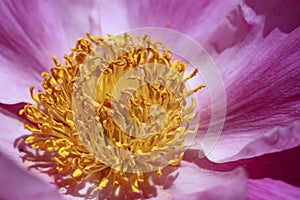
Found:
<box><xmin>0</xmin><ymin>0</ymin><xmax>299</xmax><ymax>199</ymax></box>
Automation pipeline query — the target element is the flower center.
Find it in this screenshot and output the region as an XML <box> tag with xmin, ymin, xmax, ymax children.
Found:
<box><xmin>19</xmin><ymin>33</ymin><xmax>204</xmax><ymax>195</ymax></box>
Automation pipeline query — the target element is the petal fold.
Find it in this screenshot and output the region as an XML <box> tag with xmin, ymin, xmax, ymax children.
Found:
<box><xmin>155</xmin><ymin>162</ymin><xmax>248</xmax><ymax>200</ymax></box>
<box><xmin>199</xmin><ymin>0</ymin><xmax>300</xmax><ymax>162</ymax></box>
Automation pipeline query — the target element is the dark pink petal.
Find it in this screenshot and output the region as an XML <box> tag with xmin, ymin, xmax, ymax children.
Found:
<box><xmin>0</xmin><ymin>0</ymin><xmax>102</xmax><ymax>104</ymax></box>
<box><xmin>0</xmin><ymin>151</ymin><xmax>63</xmax><ymax>200</ymax></box>
<box><xmin>154</xmin><ymin>161</ymin><xmax>248</xmax><ymax>200</ymax></box>
<box><xmin>198</xmin><ymin>0</ymin><xmax>300</xmax><ymax>162</ymax></box>
<box><xmin>247</xmin><ymin>178</ymin><xmax>300</xmax><ymax>200</ymax></box>
<box><xmin>124</xmin><ymin>0</ymin><xmax>241</xmax><ymax>44</ymax></box>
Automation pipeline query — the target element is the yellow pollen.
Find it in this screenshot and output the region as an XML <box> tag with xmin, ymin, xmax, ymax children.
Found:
<box><xmin>72</xmin><ymin>169</ymin><xmax>83</xmax><ymax>178</ymax></box>
<box><xmin>18</xmin><ymin>32</ymin><xmax>204</xmax><ymax>196</ymax></box>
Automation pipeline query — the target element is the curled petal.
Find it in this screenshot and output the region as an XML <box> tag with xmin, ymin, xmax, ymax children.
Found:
<box><xmin>198</xmin><ymin>0</ymin><xmax>300</xmax><ymax>162</ymax></box>
<box><xmin>215</xmin><ymin>122</ymin><xmax>300</xmax><ymax>162</ymax></box>
<box><xmin>154</xmin><ymin>161</ymin><xmax>248</xmax><ymax>200</ymax></box>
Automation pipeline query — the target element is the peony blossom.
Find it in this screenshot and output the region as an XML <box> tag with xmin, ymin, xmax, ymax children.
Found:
<box><xmin>0</xmin><ymin>0</ymin><xmax>300</xmax><ymax>200</ymax></box>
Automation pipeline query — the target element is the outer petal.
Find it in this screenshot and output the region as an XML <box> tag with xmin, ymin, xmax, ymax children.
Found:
<box><xmin>197</xmin><ymin>0</ymin><xmax>300</xmax><ymax>162</ymax></box>
<box><xmin>124</xmin><ymin>0</ymin><xmax>241</xmax><ymax>44</ymax></box>
<box><xmin>0</xmin><ymin>0</ymin><xmax>103</xmax><ymax>104</ymax></box>
<box><xmin>247</xmin><ymin>178</ymin><xmax>300</xmax><ymax>200</ymax></box>
<box><xmin>0</xmin><ymin>151</ymin><xmax>64</xmax><ymax>200</ymax></box>
<box><xmin>154</xmin><ymin>162</ymin><xmax>248</xmax><ymax>200</ymax></box>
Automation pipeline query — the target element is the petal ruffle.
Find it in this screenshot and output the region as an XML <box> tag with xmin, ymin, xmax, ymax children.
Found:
<box><xmin>247</xmin><ymin>178</ymin><xmax>300</xmax><ymax>200</ymax></box>
<box><xmin>198</xmin><ymin>0</ymin><xmax>300</xmax><ymax>162</ymax></box>
<box><xmin>154</xmin><ymin>162</ymin><xmax>248</xmax><ymax>200</ymax></box>
<box><xmin>0</xmin><ymin>151</ymin><xmax>64</xmax><ymax>200</ymax></box>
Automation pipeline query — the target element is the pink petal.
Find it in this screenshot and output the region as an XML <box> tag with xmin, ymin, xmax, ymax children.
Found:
<box><xmin>0</xmin><ymin>151</ymin><xmax>64</xmax><ymax>200</ymax></box>
<box><xmin>217</xmin><ymin>122</ymin><xmax>300</xmax><ymax>162</ymax></box>
<box><xmin>0</xmin><ymin>0</ymin><xmax>241</xmax><ymax>105</ymax></box>
<box><xmin>247</xmin><ymin>178</ymin><xmax>300</xmax><ymax>200</ymax></box>
<box><xmin>184</xmin><ymin>146</ymin><xmax>300</xmax><ymax>188</ymax></box>
<box><xmin>154</xmin><ymin>162</ymin><xmax>248</xmax><ymax>200</ymax></box>
<box><xmin>197</xmin><ymin>0</ymin><xmax>300</xmax><ymax>162</ymax></box>
<box><xmin>50</xmin><ymin>0</ymin><xmax>104</xmax><ymax>41</ymax></box>
<box><xmin>0</xmin><ymin>0</ymin><xmax>103</xmax><ymax>104</ymax></box>
<box><xmin>99</xmin><ymin>0</ymin><xmax>130</xmax><ymax>35</ymax></box>
<box><xmin>124</xmin><ymin>0</ymin><xmax>241</xmax><ymax>44</ymax></box>
<box><xmin>0</xmin><ymin>104</ymin><xmax>54</xmax><ymax>185</ymax></box>
<box><xmin>0</xmin><ymin>105</ymin><xmax>29</xmax><ymax>165</ymax></box>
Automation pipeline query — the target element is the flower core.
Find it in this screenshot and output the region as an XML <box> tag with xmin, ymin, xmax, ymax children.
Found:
<box><xmin>19</xmin><ymin>33</ymin><xmax>204</xmax><ymax>195</ymax></box>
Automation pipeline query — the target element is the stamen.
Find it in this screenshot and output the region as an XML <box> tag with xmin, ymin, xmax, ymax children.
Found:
<box><xmin>184</xmin><ymin>68</ymin><xmax>199</xmax><ymax>82</ymax></box>
<box><xmin>18</xmin><ymin>33</ymin><xmax>205</xmax><ymax>196</ymax></box>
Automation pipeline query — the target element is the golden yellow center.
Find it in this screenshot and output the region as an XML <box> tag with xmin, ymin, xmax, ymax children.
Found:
<box><xmin>19</xmin><ymin>33</ymin><xmax>204</xmax><ymax>195</ymax></box>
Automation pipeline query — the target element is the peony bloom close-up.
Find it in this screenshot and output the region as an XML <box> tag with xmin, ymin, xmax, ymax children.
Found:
<box><xmin>0</xmin><ymin>0</ymin><xmax>299</xmax><ymax>200</ymax></box>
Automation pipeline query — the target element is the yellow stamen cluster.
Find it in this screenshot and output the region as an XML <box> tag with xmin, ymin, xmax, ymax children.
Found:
<box><xmin>19</xmin><ymin>33</ymin><xmax>204</xmax><ymax>196</ymax></box>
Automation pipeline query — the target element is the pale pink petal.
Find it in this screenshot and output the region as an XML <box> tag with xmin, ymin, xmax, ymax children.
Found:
<box><xmin>124</xmin><ymin>0</ymin><xmax>241</xmax><ymax>44</ymax></box>
<box><xmin>50</xmin><ymin>0</ymin><xmax>103</xmax><ymax>42</ymax></box>
<box><xmin>0</xmin><ymin>151</ymin><xmax>64</xmax><ymax>200</ymax></box>
<box><xmin>196</xmin><ymin>0</ymin><xmax>300</xmax><ymax>162</ymax></box>
<box><xmin>247</xmin><ymin>178</ymin><xmax>300</xmax><ymax>200</ymax></box>
<box><xmin>216</xmin><ymin>122</ymin><xmax>300</xmax><ymax>162</ymax></box>
<box><xmin>0</xmin><ymin>104</ymin><xmax>54</xmax><ymax>184</ymax></box>
<box><xmin>99</xmin><ymin>0</ymin><xmax>130</xmax><ymax>35</ymax></box>
<box><xmin>0</xmin><ymin>0</ymin><xmax>64</xmax><ymax>104</ymax></box>
<box><xmin>154</xmin><ymin>162</ymin><xmax>248</xmax><ymax>200</ymax></box>
<box><xmin>0</xmin><ymin>0</ymin><xmax>102</xmax><ymax>104</ymax></box>
<box><xmin>0</xmin><ymin>104</ymin><xmax>29</xmax><ymax>165</ymax></box>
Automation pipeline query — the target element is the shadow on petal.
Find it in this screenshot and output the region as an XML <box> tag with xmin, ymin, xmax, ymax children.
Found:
<box><xmin>245</xmin><ymin>0</ymin><xmax>300</xmax><ymax>37</ymax></box>
<box><xmin>0</xmin><ymin>150</ymin><xmax>64</xmax><ymax>200</ymax></box>
<box><xmin>14</xmin><ymin>135</ymin><xmax>182</xmax><ymax>199</ymax></box>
